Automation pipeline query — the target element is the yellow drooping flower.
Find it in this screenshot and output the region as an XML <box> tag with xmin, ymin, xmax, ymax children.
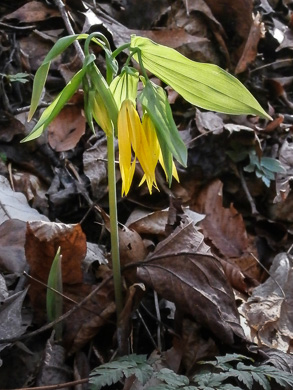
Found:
<box><xmin>140</xmin><ymin>113</ymin><xmax>179</xmax><ymax>187</ymax></box>
<box><xmin>118</xmin><ymin>99</ymin><xmax>157</xmax><ymax>196</ymax></box>
<box><xmin>118</xmin><ymin>100</ymin><xmax>179</xmax><ymax>196</ymax></box>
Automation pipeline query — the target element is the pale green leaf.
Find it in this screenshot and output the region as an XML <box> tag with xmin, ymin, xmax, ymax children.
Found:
<box><xmin>22</xmin><ymin>54</ymin><xmax>95</xmax><ymax>142</ymax></box>
<box><xmin>28</xmin><ymin>34</ymin><xmax>89</xmax><ymax>121</ymax></box>
<box><xmin>47</xmin><ymin>247</ymin><xmax>63</xmax><ymax>340</ymax></box>
<box><xmin>131</xmin><ymin>35</ymin><xmax>271</xmax><ymax>120</ymax></box>
<box><xmin>88</xmin><ymin>63</ymin><xmax>118</xmax><ymax>130</ymax></box>
<box><xmin>260</xmin><ymin>157</ymin><xmax>286</xmax><ymax>173</ymax></box>
<box><xmin>110</xmin><ymin>66</ymin><xmax>139</xmax><ymax>109</ymax></box>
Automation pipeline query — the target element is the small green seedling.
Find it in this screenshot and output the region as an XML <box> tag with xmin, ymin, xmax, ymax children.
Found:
<box><xmin>46</xmin><ymin>246</ymin><xmax>63</xmax><ymax>341</ymax></box>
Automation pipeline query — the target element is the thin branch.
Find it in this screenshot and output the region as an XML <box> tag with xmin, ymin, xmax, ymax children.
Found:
<box><xmin>0</xmin><ymin>273</ymin><xmax>113</xmax><ymax>344</ymax></box>
<box><xmin>238</xmin><ymin>167</ymin><xmax>259</xmax><ymax>216</ymax></box>
<box><xmin>0</xmin><ymin>378</ymin><xmax>88</xmax><ymax>390</ymax></box>
<box><xmin>53</xmin><ymin>0</ymin><xmax>85</xmax><ymax>63</ymax></box>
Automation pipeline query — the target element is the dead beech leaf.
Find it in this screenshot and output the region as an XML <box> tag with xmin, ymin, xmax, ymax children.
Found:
<box><xmin>151</xmin><ymin>215</ymin><xmax>211</xmax><ymax>258</ymax></box>
<box><xmin>235</xmin><ymin>12</ymin><xmax>264</xmax><ymax>74</ymax></box>
<box><xmin>193</xmin><ymin>179</ymin><xmax>248</xmax><ymax>258</ymax></box>
<box><xmin>219</xmin><ymin>258</ymin><xmax>258</xmax><ymax>294</ymax></box>
<box><xmin>0</xmin><ymin>288</ymin><xmax>30</xmax><ymax>353</ymax></box>
<box><xmin>126</xmin><ymin>207</ymin><xmax>204</xmax><ymax>236</ymax></box>
<box><xmin>274</xmin><ymin>137</ymin><xmax>293</xmax><ymax>202</ymax></box>
<box><xmin>136</xmin><ymin>216</ymin><xmax>244</xmax><ymax>344</ymax></box>
<box><xmin>239</xmin><ymin>252</ymin><xmax>293</xmax><ymax>352</ymax></box>
<box><xmin>0</xmin><ymin>176</ymin><xmax>49</xmax><ymax>224</ymax></box>
<box><xmin>0</xmin><ymin>219</ymin><xmax>27</xmax><ymax>274</ymax></box>
<box><xmin>138</xmin><ymin>252</ymin><xmax>244</xmax><ymax>345</ymax></box>
<box><xmin>204</xmin><ymin>0</ymin><xmax>253</xmax><ymax>65</ymax></box>
<box><xmin>83</xmin><ymin>138</ymin><xmax>109</xmax><ymax>202</ymax></box>
<box><xmin>48</xmin><ymin>103</ymin><xmax>86</xmax><ymax>152</ymax></box>
<box><xmin>95</xmin><ymin>205</ymin><xmax>147</xmax><ymax>271</ymax></box>
<box><xmin>65</xmin><ymin>282</ymin><xmax>116</xmax><ymax>354</ymax></box>
<box><xmin>3</xmin><ymin>1</ymin><xmax>60</xmax><ymax>23</ymax></box>
<box><xmin>117</xmin><ymin>283</ymin><xmax>146</xmax><ymax>355</ymax></box>
<box><xmin>36</xmin><ymin>339</ymin><xmax>72</xmax><ymax>386</ymax></box>
<box><xmin>25</xmin><ymin>221</ymin><xmax>86</xmax><ymax>323</ymax></box>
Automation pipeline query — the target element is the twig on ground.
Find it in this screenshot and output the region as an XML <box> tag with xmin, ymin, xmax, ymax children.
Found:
<box><xmin>0</xmin><ymin>273</ymin><xmax>113</xmax><ymax>344</ymax></box>
<box><xmin>238</xmin><ymin>167</ymin><xmax>259</xmax><ymax>216</ymax></box>
<box><xmin>53</xmin><ymin>0</ymin><xmax>85</xmax><ymax>64</ymax></box>
<box><xmin>0</xmin><ymin>378</ymin><xmax>88</xmax><ymax>390</ymax></box>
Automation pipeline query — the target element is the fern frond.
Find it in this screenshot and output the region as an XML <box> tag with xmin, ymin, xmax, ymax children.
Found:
<box><xmin>236</xmin><ymin>362</ymin><xmax>293</xmax><ymax>389</ymax></box>
<box><xmin>89</xmin><ymin>354</ymin><xmax>153</xmax><ymax>390</ymax></box>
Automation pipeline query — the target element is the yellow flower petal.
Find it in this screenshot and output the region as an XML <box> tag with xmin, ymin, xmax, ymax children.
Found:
<box><xmin>159</xmin><ymin>152</ymin><xmax>179</xmax><ymax>183</ymax></box>
<box><xmin>125</xmin><ymin>101</ymin><xmax>157</xmax><ymax>193</ymax></box>
<box><xmin>118</xmin><ymin>100</ymin><xmax>136</xmax><ymax>196</ymax></box>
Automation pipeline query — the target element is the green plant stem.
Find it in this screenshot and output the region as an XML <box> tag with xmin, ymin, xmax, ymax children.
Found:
<box><xmin>107</xmin><ymin>131</ymin><xmax>123</xmax><ymax>319</ymax></box>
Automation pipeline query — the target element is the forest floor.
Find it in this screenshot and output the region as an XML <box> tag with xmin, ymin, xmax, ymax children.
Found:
<box><xmin>1</xmin><ymin>0</ymin><xmax>293</xmax><ymax>389</ymax></box>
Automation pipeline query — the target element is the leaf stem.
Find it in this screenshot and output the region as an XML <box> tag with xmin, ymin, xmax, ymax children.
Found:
<box><xmin>111</xmin><ymin>43</ymin><xmax>131</xmax><ymax>59</ymax></box>
<box><xmin>107</xmin><ymin>131</ymin><xmax>123</xmax><ymax>319</ymax></box>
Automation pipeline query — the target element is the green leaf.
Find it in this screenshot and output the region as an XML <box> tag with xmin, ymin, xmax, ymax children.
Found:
<box><xmin>46</xmin><ymin>246</ymin><xmax>63</xmax><ymax>340</ymax></box>
<box><xmin>89</xmin><ymin>355</ymin><xmax>154</xmax><ymax>390</ymax></box>
<box><xmin>88</xmin><ymin>63</ymin><xmax>119</xmax><ymax>131</ymax></box>
<box><xmin>138</xmin><ymin>80</ymin><xmax>187</xmax><ymax>182</ymax></box>
<box><xmin>28</xmin><ymin>34</ymin><xmax>88</xmax><ymax>121</ymax></box>
<box><xmin>260</xmin><ymin>157</ymin><xmax>286</xmax><ymax>173</ymax></box>
<box><xmin>22</xmin><ymin>54</ymin><xmax>95</xmax><ymax>142</ymax></box>
<box><xmin>110</xmin><ymin>66</ymin><xmax>139</xmax><ymax>109</ymax></box>
<box><xmin>7</xmin><ymin>72</ymin><xmax>29</xmax><ymax>84</ymax></box>
<box><xmin>227</xmin><ymin>368</ymin><xmax>254</xmax><ymax>389</ymax></box>
<box><xmin>131</xmin><ymin>35</ymin><xmax>271</xmax><ymax>120</ymax></box>
<box><xmin>83</xmin><ymin>76</ymin><xmax>96</xmax><ymax>134</ymax></box>
<box><xmin>156</xmin><ymin>368</ymin><xmax>190</xmax><ymax>387</ymax></box>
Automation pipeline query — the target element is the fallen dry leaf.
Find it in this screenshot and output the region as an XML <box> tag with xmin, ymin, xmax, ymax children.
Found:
<box><xmin>204</xmin><ymin>0</ymin><xmax>253</xmax><ymax>66</ymax></box>
<box><xmin>137</xmin><ymin>217</ymin><xmax>244</xmax><ymax>345</ymax></box>
<box><xmin>3</xmin><ymin>1</ymin><xmax>60</xmax><ymax>23</ymax></box>
<box><xmin>0</xmin><ymin>219</ymin><xmax>27</xmax><ymax>274</ymax></box>
<box><xmin>193</xmin><ymin>179</ymin><xmax>249</xmax><ymax>258</ymax></box>
<box><xmin>25</xmin><ymin>221</ymin><xmax>86</xmax><ymax>323</ymax></box>
<box><xmin>138</xmin><ymin>252</ymin><xmax>244</xmax><ymax>345</ymax></box>
<box><xmin>48</xmin><ymin>93</ymin><xmax>86</xmax><ymax>152</ymax></box>
<box><xmin>239</xmin><ymin>252</ymin><xmax>293</xmax><ymax>352</ymax></box>
<box><xmin>0</xmin><ymin>176</ymin><xmax>49</xmax><ymax>224</ymax></box>
<box><xmin>235</xmin><ymin>12</ymin><xmax>264</xmax><ymax>74</ymax></box>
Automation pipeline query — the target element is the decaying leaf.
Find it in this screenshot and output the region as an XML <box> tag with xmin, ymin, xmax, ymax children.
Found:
<box><xmin>240</xmin><ymin>252</ymin><xmax>293</xmax><ymax>352</ymax></box>
<box><xmin>0</xmin><ymin>288</ymin><xmax>30</xmax><ymax>353</ymax></box>
<box><xmin>48</xmin><ymin>99</ymin><xmax>86</xmax><ymax>152</ymax></box>
<box><xmin>0</xmin><ymin>176</ymin><xmax>49</xmax><ymax>224</ymax></box>
<box><xmin>3</xmin><ymin>1</ymin><xmax>60</xmax><ymax>23</ymax></box>
<box><xmin>126</xmin><ymin>207</ymin><xmax>204</xmax><ymax>236</ymax></box>
<box><xmin>137</xmin><ymin>217</ymin><xmax>245</xmax><ymax>345</ymax></box>
<box><xmin>36</xmin><ymin>336</ymin><xmax>72</xmax><ymax>386</ymax></box>
<box><xmin>193</xmin><ymin>179</ymin><xmax>249</xmax><ymax>258</ymax></box>
<box><xmin>25</xmin><ymin>221</ymin><xmax>86</xmax><ymax>323</ymax></box>
<box><xmin>0</xmin><ymin>219</ymin><xmax>27</xmax><ymax>274</ymax></box>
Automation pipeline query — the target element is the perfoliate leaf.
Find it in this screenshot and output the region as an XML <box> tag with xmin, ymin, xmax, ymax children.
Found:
<box><xmin>47</xmin><ymin>247</ymin><xmax>63</xmax><ymax>340</ymax></box>
<box><xmin>22</xmin><ymin>54</ymin><xmax>95</xmax><ymax>142</ymax></box>
<box><xmin>138</xmin><ymin>80</ymin><xmax>187</xmax><ymax>183</ymax></box>
<box><xmin>28</xmin><ymin>34</ymin><xmax>88</xmax><ymax>121</ymax></box>
<box><xmin>131</xmin><ymin>35</ymin><xmax>271</xmax><ymax>120</ymax></box>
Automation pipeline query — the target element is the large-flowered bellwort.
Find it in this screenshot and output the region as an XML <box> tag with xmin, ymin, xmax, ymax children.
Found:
<box><xmin>117</xmin><ymin>98</ymin><xmax>179</xmax><ymax>196</ymax></box>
